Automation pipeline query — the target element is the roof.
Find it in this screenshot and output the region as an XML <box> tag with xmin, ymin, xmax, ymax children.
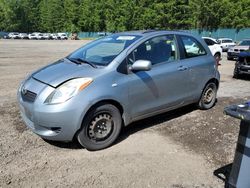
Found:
<box><xmin>217</xmin><ymin>38</ymin><xmax>233</xmax><ymax>40</ymax></box>
<box><xmin>202</xmin><ymin>37</ymin><xmax>218</xmax><ymax>42</ymax></box>
<box><xmin>116</xmin><ymin>30</ymin><xmax>189</xmax><ymax>37</ymax></box>
<box><xmin>202</xmin><ymin>37</ymin><xmax>215</xmax><ymax>39</ymax></box>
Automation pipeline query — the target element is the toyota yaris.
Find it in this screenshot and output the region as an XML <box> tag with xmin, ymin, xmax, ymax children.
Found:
<box><xmin>18</xmin><ymin>30</ymin><xmax>220</xmax><ymax>150</ymax></box>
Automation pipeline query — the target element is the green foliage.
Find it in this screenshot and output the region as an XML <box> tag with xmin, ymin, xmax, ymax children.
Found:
<box><xmin>39</xmin><ymin>0</ymin><xmax>65</xmax><ymax>32</ymax></box>
<box><xmin>64</xmin><ymin>0</ymin><xmax>79</xmax><ymax>32</ymax></box>
<box><xmin>0</xmin><ymin>0</ymin><xmax>20</xmax><ymax>31</ymax></box>
<box><xmin>0</xmin><ymin>0</ymin><xmax>249</xmax><ymax>32</ymax></box>
<box><xmin>78</xmin><ymin>0</ymin><xmax>103</xmax><ymax>32</ymax></box>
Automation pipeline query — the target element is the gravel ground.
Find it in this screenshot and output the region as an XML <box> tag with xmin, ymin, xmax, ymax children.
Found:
<box><xmin>0</xmin><ymin>40</ymin><xmax>249</xmax><ymax>188</ymax></box>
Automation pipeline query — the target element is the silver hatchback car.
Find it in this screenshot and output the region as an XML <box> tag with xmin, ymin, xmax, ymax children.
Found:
<box><xmin>18</xmin><ymin>30</ymin><xmax>220</xmax><ymax>150</ymax></box>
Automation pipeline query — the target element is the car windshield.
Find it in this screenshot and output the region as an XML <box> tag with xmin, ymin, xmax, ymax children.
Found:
<box><xmin>239</xmin><ymin>40</ymin><xmax>250</xmax><ymax>46</ymax></box>
<box><xmin>67</xmin><ymin>34</ymin><xmax>141</xmax><ymax>66</ymax></box>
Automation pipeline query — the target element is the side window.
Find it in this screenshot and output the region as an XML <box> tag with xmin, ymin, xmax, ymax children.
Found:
<box><xmin>181</xmin><ymin>36</ymin><xmax>206</xmax><ymax>58</ymax></box>
<box><xmin>223</xmin><ymin>39</ymin><xmax>232</xmax><ymax>43</ymax></box>
<box><xmin>204</xmin><ymin>38</ymin><xmax>216</xmax><ymax>46</ymax></box>
<box><xmin>128</xmin><ymin>35</ymin><xmax>177</xmax><ymax>66</ymax></box>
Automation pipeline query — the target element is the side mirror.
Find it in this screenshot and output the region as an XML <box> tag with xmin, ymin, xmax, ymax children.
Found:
<box><xmin>130</xmin><ymin>60</ymin><xmax>152</xmax><ymax>71</ymax></box>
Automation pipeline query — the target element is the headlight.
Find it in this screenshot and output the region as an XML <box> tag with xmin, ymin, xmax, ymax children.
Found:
<box><xmin>45</xmin><ymin>78</ymin><xmax>93</xmax><ymax>104</ymax></box>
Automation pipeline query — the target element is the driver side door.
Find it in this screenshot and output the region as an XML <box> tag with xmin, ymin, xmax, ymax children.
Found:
<box><xmin>126</xmin><ymin>35</ymin><xmax>190</xmax><ymax>120</ymax></box>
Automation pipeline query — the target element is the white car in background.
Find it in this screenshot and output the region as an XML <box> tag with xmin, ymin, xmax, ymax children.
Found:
<box><xmin>58</xmin><ymin>33</ymin><xmax>68</xmax><ymax>40</ymax></box>
<box><xmin>8</xmin><ymin>32</ymin><xmax>20</xmax><ymax>39</ymax></box>
<box><xmin>43</xmin><ymin>33</ymin><xmax>52</xmax><ymax>40</ymax></box>
<box><xmin>51</xmin><ymin>33</ymin><xmax>59</xmax><ymax>40</ymax></box>
<box><xmin>36</xmin><ymin>33</ymin><xmax>45</xmax><ymax>40</ymax></box>
<box><xmin>29</xmin><ymin>33</ymin><xmax>44</xmax><ymax>40</ymax></box>
<box><xmin>28</xmin><ymin>33</ymin><xmax>37</xmax><ymax>40</ymax></box>
<box><xmin>227</xmin><ymin>39</ymin><xmax>250</xmax><ymax>60</ymax></box>
<box><xmin>217</xmin><ymin>38</ymin><xmax>236</xmax><ymax>52</ymax></box>
<box><xmin>202</xmin><ymin>37</ymin><xmax>222</xmax><ymax>61</ymax></box>
<box><xmin>19</xmin><ymin>33</ymin><xmax>29</xmax><ymax>39</ymax></box>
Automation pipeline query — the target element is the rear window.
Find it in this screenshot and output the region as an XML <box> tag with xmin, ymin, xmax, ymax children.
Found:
<box><xmin>181</xmin><ymin>36</ymin><xmax>206</xmax><ymax>58</ymax></box>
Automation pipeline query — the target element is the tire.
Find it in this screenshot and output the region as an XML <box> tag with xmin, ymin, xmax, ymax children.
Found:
<box><xmin>233</xmin><ymin>67</ymin><xmax>239</xmax><ymax>79</ymax></box>
<box><xmin>198</xmin><ymin>82</ymin><xmax>217</xmax><ymax>110</ymax></box>
<box><xmin>77</xmin><ymin>104</ymin><xmax>122</xmax><ymax>151</ymax></box>
<box><xmin>214</xmin><ymin>53</ymin><xmax>221</xmax><ymax>62</ymax></box>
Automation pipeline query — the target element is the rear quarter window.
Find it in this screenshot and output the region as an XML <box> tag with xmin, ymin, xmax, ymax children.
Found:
<box><xmin>180</xmin><ymin>36</ymin><xmax>206</xmax><ymax>58</ymax></box>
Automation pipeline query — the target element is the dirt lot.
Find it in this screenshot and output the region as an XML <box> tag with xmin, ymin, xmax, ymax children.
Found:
<box><xmin>0</xmin><ymin>40</ymin><xmax>249</xmax><ymax>188</ymax></box>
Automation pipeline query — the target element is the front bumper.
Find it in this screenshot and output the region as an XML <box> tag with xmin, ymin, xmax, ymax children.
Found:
<box><xmin>227</xmin><ymin>52</ymin><xmax>239</xmax><ymax>59</ymax></box>
<box><xmin>222</xmin><ymin>46</ymin><xmax>229</xmax><ymax>52</ymax></box>
<box><xmin>236</xmin><ymin>64</ymin><xmax>250</xmax><ymax>75</ymax></box>
<box><xmin>17</xmin><ymin>77</ymin><xmax>88</xmax><ymax>141</ymax></box>
<box><xmin>222</xmin><ymin>45</ymin><xmax>235</xmax><ymax>51</ymax></box>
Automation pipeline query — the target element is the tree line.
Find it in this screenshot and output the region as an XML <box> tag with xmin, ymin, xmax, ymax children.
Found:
<box><xmin>0</xmin><ymin>0</ymin><xmax>249</xmax><ymax>33</ymax></box>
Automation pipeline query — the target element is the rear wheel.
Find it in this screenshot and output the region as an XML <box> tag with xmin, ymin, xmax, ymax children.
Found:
<box><xmin>214</xmin><ymin>53</ymin><xmax>221</xmax><ymax>63</ymax></box>
<box><xmin>198</xmin><ymin>82</ymin><xmax>217</xmax><ymax>110</ymax></box>
<box><xmin>77</xmin><ymin>104</ymin><xmax>122</xmax><ymax>151</ymax></box>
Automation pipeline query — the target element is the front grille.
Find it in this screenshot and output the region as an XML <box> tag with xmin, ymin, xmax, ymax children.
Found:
<box><xmin>21</xmin><ymin>90</ymin><xmax>37</xmax><ymax>103</ymax></box>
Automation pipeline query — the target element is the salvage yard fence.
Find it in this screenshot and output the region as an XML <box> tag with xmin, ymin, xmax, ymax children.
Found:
<box><xmin>76</xmin><ymin>28</ymin><xmax>249</xmax><ymax>41</ymax></box>
<box><xmin>1</xmin><ymin>28</ymin><xmax>249</xmax><ymax>41</ymax></box>
<box><xmin>187</xmin><ymin>28</ymin><xmax>250</xmax><ymax>41</ymax></box>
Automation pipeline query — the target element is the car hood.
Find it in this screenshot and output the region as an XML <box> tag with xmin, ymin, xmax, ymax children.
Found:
<box><xmin>32</xmin><ymin>58</ymin><xmax>102</xmax><ymax>87</ymax></box>
<box><xmin>231</xmin><ymin>45</ymin><xmax>250</xmax><ymax>50</ymax></box>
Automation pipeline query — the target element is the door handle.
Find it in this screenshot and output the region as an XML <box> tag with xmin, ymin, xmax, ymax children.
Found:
<box><xmin>178</xmin><ymin>66</ymin><xmax>188</xmax><ymax>71</ymax></box>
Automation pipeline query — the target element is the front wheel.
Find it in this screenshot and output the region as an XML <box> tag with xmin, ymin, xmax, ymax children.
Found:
<box><xmin>77</xmin><ymin>104</ymin><xmax>122</xmax><ymax>151</ymax></box>
<box><xmin>233</xmin><ymin>64</ymin><xmax>240</xmax><ymax>79</ymax></box>
<box><xmin>198</xmin><ymin>82</ymin><xmax>217</xmax><ymax>110</ymax></box>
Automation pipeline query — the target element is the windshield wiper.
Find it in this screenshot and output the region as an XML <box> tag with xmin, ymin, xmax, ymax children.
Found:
<box><xmin>66</xmin><ymin>57</ymin><xmax>80</xmax><ymax>65</ymax></box>
<box><xmin>67</xmin><ymin>57</ymin><xmax>97</xmax><ymax>68</ymax></box>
